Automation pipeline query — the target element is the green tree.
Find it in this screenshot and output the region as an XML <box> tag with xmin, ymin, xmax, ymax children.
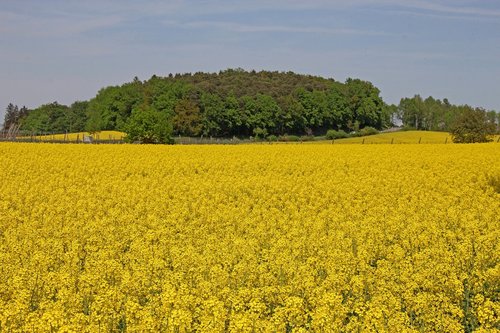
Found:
<box><xmin>67</xmin><ymin>101</ymin><xmax>88</xmax><ymax>133</ymax></box>
<box><xmin>223</xmin><ymin>93</ymin><xmax>243</xmax><ymax>135</ymax></box>
<box><xmin>450</xmin><ymin>107</ymin><xmax>496</xmax><ymax>143</ymax></box>
<box><xmin>172</xmin><ymin>99</ymin><xmax>202</xmax><ymax>136</ymax></box>
<box><xmin>200</xmin><ymin>93</ymin><xmax>223</xmax><ymax>136</ymax></box>
<box><xmin>344</xmin><ymin>78</ymin><xmax>385</xmax><ymax>129</ymax></box>
<box><xmin>275</xmin><ymin>95</ymin><xmax>303</xmax><ymax>135</ymax></box>
<box><xmin>3</xmin><ymin>103</ymin><xmax>20</xmax><ymax>131</ymax></box>
<box><xmin>486</xmin><ymin>110</ymin><xmax>499</xmax><ymax>133</ymax></box>
<box><xmin>124</xmin><ymin>106</ymin><xmax>173</xmax><ymax>144</ymax></box>
<box><xmin>242</xmin><ymin>94</ymin><xmax>279</xmax><ymax>134</ymax></box>
<box><xmin>324</xmin><ymin>83</ymin><xmax>349</xmax><ymax>130</ymax></box>
<box><xmin>295</xmin><ymin>88</ymin><xmax>325</xmax><ymax>132</ymax></box>
<box><xmin>20</xmin><ymin>102</ymin><xmax>69</xmax><ymax>133</ymax></box>
<box><xmin>86</xmin><ymin>79</ymin><xmax>143</xmax><ymax>132</ymax></box>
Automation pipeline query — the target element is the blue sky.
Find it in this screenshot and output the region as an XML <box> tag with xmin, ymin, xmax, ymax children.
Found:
<box><xmin>1</xmin><ymin>0</ymin><xmax>500</xmax><ymax>121</ymax></box>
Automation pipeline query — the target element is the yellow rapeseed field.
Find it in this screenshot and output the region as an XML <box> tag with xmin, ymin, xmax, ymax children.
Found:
<box><xmin>332</xmin><ymin>131</ymin><xmax>453</xmax><ymax>144</ymax></box>
<box><xmin>20</xmin><ymin>131</ymin><xmax>125</xmax><ymax>142</ymax></box>
<box><xmin>0</xmin><ymin>143</ymin><xmax>498</xmax><ymax>332</ymax></box>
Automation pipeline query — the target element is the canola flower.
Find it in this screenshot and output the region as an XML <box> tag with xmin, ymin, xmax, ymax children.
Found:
<box><xmin>0</xmin><ymin>143</ymin><xmax>498</xmax><ymax>332</ymax></box>
<box><xmin>332</xmin><ymin>130</ymin><xmax>453</xmax><ymax>144</ymax></box>
<box><xmin>18</xmin><ymin>131</ymin><xmax>125</xmax><ymax>142</ymax></box>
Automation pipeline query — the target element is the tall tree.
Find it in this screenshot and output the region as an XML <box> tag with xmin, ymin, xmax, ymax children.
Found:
<box><xmin>172</xmin><ymin>99</ymin><xmax>202</xmax><ymax>136</ymax></box>
<box><xmin>450</xmin><ymin>107</ymin><xmax>496</xmax><ymax>143</ymax></box>
<box><xmin>3</xmin><ymin>103</ymin><xmax>19</xmax><ymax>131</ymax></box>
<box><xmin>344</xmin><ymin>79</ymin><xmax>385</xmax><ymax>129</ymax></box>
<box><xmin>68</xmin><ymin>101</ymin><xmax>88</xmax><ymax>132</ymax></box>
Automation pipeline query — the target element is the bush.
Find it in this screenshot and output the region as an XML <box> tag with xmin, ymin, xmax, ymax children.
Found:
<box><xmin>278</xmin><ymin>135</ymin><xmax>300</xmax><ymax>142</ymax></box>
<box><xmin>253</xmin><ymin>127</ymin><xmax>268</xmax><ymax>141</ymax></box>
<box><xmin>326</xmin><ymin>129</ymin><xmax>349</xmax><ymax>140</ymax></box>
<box><xmin>267</xmin><ymin>135</ymin><xmax>278</xmax><ymax>142</ymax></box>
<box><xmin>300</xmin><ymin>135</ymin><xmax>315</xmax><ymax>142</ymax></box>
<box><xmin>359</xmin><ymin>126</ymin><xmax>379</xmax><ymax>136</ymax></box>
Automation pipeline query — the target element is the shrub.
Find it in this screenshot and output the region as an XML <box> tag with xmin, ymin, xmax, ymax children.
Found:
<box><xmin>278</xmin><ymin>135</ymin><xmax>300</xmax><ymax>142</ymax></box>
<box><xmin>253</xmin><ymin>127</ymin><xmax>268</xmax><ymax>141</ymax></box>
<box><xmin>300</xmin><ymin>135</ymin><xmax>315</xmax><ymax>142</ymax></box>
<box><xmin>359</xmin><ymin>126</ymin><xmax>379</xmax><ymax>136</ymax></box>
<box><xmin>267</xmin><ymin>135</ymin><xmax>278</xmax><ymax>142</ymax></box>
<box><xmin>326</xmin><ymin>129</ymin><xmax>349</xmax><ymax>140</ymax></box>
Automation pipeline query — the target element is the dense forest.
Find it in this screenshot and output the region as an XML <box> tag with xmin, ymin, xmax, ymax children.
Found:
<box><xmin>2</xmin><ymin>69</ymin><xmax>499</xmax><ymax>142</ymax></box>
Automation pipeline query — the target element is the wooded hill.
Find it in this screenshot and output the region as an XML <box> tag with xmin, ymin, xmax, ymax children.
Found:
<box><xmin>3</xmin><ymin>69</ymin><xmax>498</xmax><ymax>142</ymax></box>
<box><xmin>4</xmin><ymin>69</ymin><xmax>391</xmax><ymax>139</ymax></box>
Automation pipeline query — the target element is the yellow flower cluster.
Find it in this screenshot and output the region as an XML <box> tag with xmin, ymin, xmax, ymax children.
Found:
<box><xmin>332</xmin><ymin>130</ymin><xmax>453</xmax><ymax>144</ymax></box>
<box><xmin>0</xmin><ymin>143</ymin><xmax>498</xmax><ymax>332</ymax></box>
<box><xmin>20</xmin><ymin>131</ymin><xmax>124</xmax><ymax>142</ymax></box>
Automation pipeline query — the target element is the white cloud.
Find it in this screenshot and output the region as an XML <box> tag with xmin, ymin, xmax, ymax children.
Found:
<box><xmin>168</xmin><ymin>20</ymin><xmax>393</xmax><ymax>36</ymax></box>
<box><xmin>399</xmin><ymin>0</ymin><xmax>500</xmax><ymax>17</ymax></box>
<box><xmin>0</xmin><ymin>10</ymin><xmax>124</xmax><ymax>38</ymax></box>
<box><xmin>178</xmin><ymin>0</ymin><xmax>500</xmax><ymax>18</ymax></box>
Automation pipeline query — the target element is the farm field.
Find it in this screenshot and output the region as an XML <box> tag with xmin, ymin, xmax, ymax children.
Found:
<box><xmin>10</xmin><ymin>130</ymin><xmax>500</xmax><ymax>145</ymax></box>
<box><xmin>324</xmin><ymin>131</ymin><xmax>500</xmax><ymax>145</ymax></box>
<box><xmin>0</xmin><ymin>143</ymin><xmax>499</xmax><ymax>332</ymax></box>
<box><xmin>17</xmin><ymin>131</ymin><xmax>125</xmax><ymax>142</ymax></box>
<box><xmin>332</xmin><ymin>130</ymin><xmax>453</xmax><ymax>144</ymax></box>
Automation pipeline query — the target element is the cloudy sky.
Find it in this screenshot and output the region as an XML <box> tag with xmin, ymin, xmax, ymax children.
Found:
<box><xmin>1</xmin><ymin>0</ymin><xmax>499</xmax><ymax>120</ymax></box>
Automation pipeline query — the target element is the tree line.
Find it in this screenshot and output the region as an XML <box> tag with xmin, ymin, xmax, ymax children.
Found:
<box><xmin>2</xmin><ymin>69</ymin><xmax>499</xmax><ymax>143</ymax></box>
<box><xmin>397</xmin><ymin>95</ymin><xmax>499</xmax><ymax>132</ymax></box>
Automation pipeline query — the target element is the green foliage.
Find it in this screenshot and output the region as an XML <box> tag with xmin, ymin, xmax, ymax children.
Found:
<box><xmin>121</xmin><ymin>71</ymin><xmax>390</xmax><ymax>138</ymax></box>
<box><xmin>325</xmin><ymin>129</ymin><xmax>349</xmax><ymax>140</ymax></box>
<box><xmin>348</xmin><ymin>126</ymin><xmax>379</xmax><ymax>137</ymax></box>
<box><xmin>172</xmin><ymin>99</ymin><xmax>202</xmax><ymax>136</ymax></box>
<box><xmin>266</xmin><ymin>135</ymin><xmax>278</xmax><ymax>142</ymax></box>
<box><xmin>21</xmin><ymin>70</ymin><xmax>500</xmax><ymax>141</ymax></box>
<box><xmin>344</xmin><ymin>78</ymin><xmax>385</xmax><ymax>129</ymax></box>
<box><xmin>3</xmin><ymin>103</ymin><xmax>20</xmax><ymax>130</ymax></box>
<box><xmin>67</xmin><ymin>101</ymin><xmax>88</xmax><ymax>132</ymax></box>
<box><xmin>244</xmin><ymin>94</ymin><xmax>279</xmax><ymax>134</ymax></box>
<box><xmin>124</xmin><ymin>106</ymin><xmax>173</xmax><ymax>144</ymax></box>
<box><xmin>278</xmin><ymin>135</ymin><xmax>300</xmax><ymax>142</ymax></box>
<box><xmin>200</xmin><ymin>93</ymin><xmax>224</xmax><ymax>136</ymax></box>
<box><xmin>20</xmin><ymin>102</ymin><xmax>70</xmax><ymax>133</ymax></box>
<box><xmin>396</xmin><ymin>95</ymin><xmax>499</xmax><ymax>133</ymax></box>
<box><xmin>450</xmin><ymin>107</ymin><xmax>496</xmax><ymax>143</ymax></box>
<box><xmin>86</xmin><ymin>79</ymin><xmax>144</xmax><ymax>132</ymax></box>
<box><xmin>359</xmin><ymin>126</ymin><xmax>379</xmax><ymax>136</ymax></box>
<box><xmin>401</xmin><ymin>125</ymin><xmax>417</xmax><ymax>131</ymax></box>
<box><xmin>300</xmin><ymin>135</ymin><xmax>315</xmax><ymax>142</ymax></box>
<box><xmin>252</xmin><ymin>127</ymin><xmax>268</xmax><ymax>140</ymax></box>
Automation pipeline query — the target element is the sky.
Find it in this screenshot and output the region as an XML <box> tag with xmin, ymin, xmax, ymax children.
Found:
<box><xmin>1</xmin><ymin>0</ymin><xmax>500</xmax><ymax>121</ymax></box>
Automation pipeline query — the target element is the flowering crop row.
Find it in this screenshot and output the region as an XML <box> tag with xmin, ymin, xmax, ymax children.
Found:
<box><xmin>0</xmin><ymin>143</ymin><xmax>498</xmax><ymax>332</ymax></box>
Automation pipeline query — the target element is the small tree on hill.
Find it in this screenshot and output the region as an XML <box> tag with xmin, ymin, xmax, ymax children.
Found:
<box><xmin>450</xmin><ymin>107</ymin><xmax>496</xmax><ymax>143</ymax></box>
